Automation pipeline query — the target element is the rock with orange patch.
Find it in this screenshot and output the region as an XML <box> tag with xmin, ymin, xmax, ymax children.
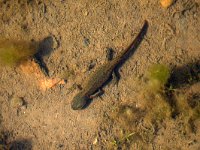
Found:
<box><xmin>19</xmin><ymin>59</ymin><xmax>46</xmax><ymax>79</ymax></box>
<box><xmin>19</xmin><ymin>59</ymin><xmax>65</xmax><ymax>91</ymax></box>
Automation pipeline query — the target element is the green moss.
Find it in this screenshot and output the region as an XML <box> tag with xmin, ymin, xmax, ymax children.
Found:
<box><xmin>109</xmin><ymin>132</ymin><xmax>142</xmax><ymax>149</ymax></box>
<box><xmin>106</xmin><ymin>64</ymin><xmax>173</xmax><ymax>149</ymax></box>
<box><xmin>144</xmin><ymin>93</ymin><xmax>172</xmax><ymax>124</ymax></box>
<box><xmin>147</xmin><ymin>64</ymin><xmax>170</xmax><ymax>84</ymax></box>
<box><xmin>103</xmin><ymin>63</ymin><xmax>199</xmax><ymax>148</ymax></box>
<box><xmin>0</xmin><ymin>39</ymin><xmax>38</xmax><ymax>66</ymax></box>
<box><xmin>107</xmin><ymin>105</ymin><xmax>146</xmax><ymax>149</ymax></box>
<box><xmin>174</xmin><ymin>93</ymin><xmax>200</xmax><ymax>133</ymax></box>
<box><xmin>142</xmin><ymin>64</ymin><xmax>172</xmax><ymax>124</ymax></box>
<box><xmin>146</xmin><ymin>64</ymin><xmax>170</xmax><ymax>92</ymax></box>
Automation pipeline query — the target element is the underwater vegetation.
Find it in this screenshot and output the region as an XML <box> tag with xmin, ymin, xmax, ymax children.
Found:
<box><xmin>106</xmin><ymin>63</ymin><xmax>200</xmax><ymax>149</ymax></box>
<box><xmin>146</xmin><ymin>64</ymin><xmax>170</xmax><ymax>92</ymax></box>
<box><xmin>0</xmin><ymin>39</ymin><xmax>38</xmax><ymax>66</ymax></box>
<box><xmin>142</xmin><ymin>64</ymin><xmax>172</xmax><ymax>124</ymax></box>
<box><xmin>174</xmin><ymin>92</ymin><xmax>200</xmax><ymax>132</ymax></box>
<box><xmin>167</xmin><ymin>61</ymin><xmax>200</xmax><ymax>132</ymax></box>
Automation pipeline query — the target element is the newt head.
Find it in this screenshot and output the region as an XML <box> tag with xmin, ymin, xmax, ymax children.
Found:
<box><xmin>71</xmin><ymin>93</ymin><xmax>90</xmax><ymax>110</ymax></box>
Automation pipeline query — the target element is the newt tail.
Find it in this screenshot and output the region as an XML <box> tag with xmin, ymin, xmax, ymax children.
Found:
<box><xmin>71</xmin><ymin>20</ymin><xmax>148</xmax><ymax>110</ymax></box>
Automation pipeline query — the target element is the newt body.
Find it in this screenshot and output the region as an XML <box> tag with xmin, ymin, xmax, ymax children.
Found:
<box><xmin>71</xmin><ymin>20</ymin><xmax>148</xmax><ymax>110</ymax></box>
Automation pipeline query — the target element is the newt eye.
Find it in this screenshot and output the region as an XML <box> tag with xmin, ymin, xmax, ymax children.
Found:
<box><xmin>71</xmin><ymin>94</ymin><xmax>88</xmax><ymax>110</ymax></box>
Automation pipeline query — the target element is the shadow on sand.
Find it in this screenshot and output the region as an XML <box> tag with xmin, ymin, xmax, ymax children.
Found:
<box><xmin>33</xmin><ymin>36</ymin><xmax>55</xmax><ymax>76</ymax></box>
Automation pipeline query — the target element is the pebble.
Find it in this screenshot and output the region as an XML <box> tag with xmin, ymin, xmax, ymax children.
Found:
<box><xmin>93</xmin><ymin>137</ymin><xmax>98</xmax><ymax>145</ymax></box>
<box><xmin>51</xmin><ymin>34</ymin><xmax>60</xmax><ymax>49</ymax></box>
<box><xmin>10</xmin><ymin>97</ymin><xmax>24</xmax><ymax>108</ymax></box>
<box><xmin>88</xmin><ymin>60</ymin><xmax>96</xmax><ymax>70</ymax></box>
<box><xmin>83</xmin><ymin>37</ymin><xmax>90</xmax><ymax>47</ymax></box>
<box><xmin>160</xmin><ymin>0</ymin><xmax>174</xmax><ymax>8</ymax></box>
<box><xmin>83</xmin><ymin>10</ymin><xmax>89</xmax><ymax>16</ymax></box>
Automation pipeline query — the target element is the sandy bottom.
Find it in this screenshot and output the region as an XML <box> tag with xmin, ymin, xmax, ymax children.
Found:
<box><xmin>0</xmin><ymin>0</ymin><xmax>200</xmax><ymax>149</ymax></box>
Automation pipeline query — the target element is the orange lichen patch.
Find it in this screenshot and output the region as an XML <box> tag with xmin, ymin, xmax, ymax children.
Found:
<box><xmin>19</xmin><ymin>59</ymin><xmax>65</xmax><ymax>91</ymax></box>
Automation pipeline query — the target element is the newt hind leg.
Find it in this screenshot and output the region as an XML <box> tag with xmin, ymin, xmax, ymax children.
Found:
<box><xmin>89</xmin><ymin>89</ymin><xmax>104</xmax><ymax>99</ymax></box>
<box><xmin>112</xmin><ymin>69</ymin><xmax>120</xmax><ymax>86</ymax></box>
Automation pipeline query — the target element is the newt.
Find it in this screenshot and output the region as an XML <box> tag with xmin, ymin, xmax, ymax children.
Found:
<box><xmin>71</xmin><ymin>20</ymin><xmax>148</xmax><ymax>110</ymax></box>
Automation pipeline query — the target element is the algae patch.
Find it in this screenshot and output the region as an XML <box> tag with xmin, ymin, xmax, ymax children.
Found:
<box><xmin>146</xmin><ymin>64</ymin><xmax>170</xmax><ymax>92</ymax></box>
<box><xmin>100</xmin><ymin>63</ymin><xmax>200</xmax><ymax>149</ymax></box>
<box><xmin>0</xmin><ymin>39</ymin><xmax>38</xmax><ymax>66</ymax></box>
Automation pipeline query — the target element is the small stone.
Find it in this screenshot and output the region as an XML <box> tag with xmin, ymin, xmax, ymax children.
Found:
<box><xmin>10</xmin><ymin>97</ymin><xmax>24</xmax><ymax>108</ymax></box>
<box><xmin>83</xmin><ymin>10</ymin><xmax>89</xmax><ymax>16</ymax></box>
<box><xmin>83</xmin><ymin>37</ymin><xmax>90</xmax><ymax>47</ymax></box>
<box><xmin>93</xmin><ymin>137</ymin><xmax>98</xmax><ymax>145</ymax></box>
<box><xmin>88</xmin><ymin>61</ymin><xmax>95</xmax><ymax>70</ymax></box>
<box><xmin>51</xmin><ymin>35</ymin><xmax>60</xmax><ymax>49</ymax></box>
<box><xmin>160</xmin><ymin>0</ymin><xmax>174</xmax><ymax>8</ymax></box>
<box><xmin>58</xmin><ymin>144</ymin><xmax>64</xmax><ymax>148</ymax></box>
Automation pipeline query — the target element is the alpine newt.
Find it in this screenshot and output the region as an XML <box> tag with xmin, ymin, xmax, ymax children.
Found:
<box><xmin>71</xmin><ymin>20</ymin><xmax>148</xmax><ymax>110</ymax></box>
